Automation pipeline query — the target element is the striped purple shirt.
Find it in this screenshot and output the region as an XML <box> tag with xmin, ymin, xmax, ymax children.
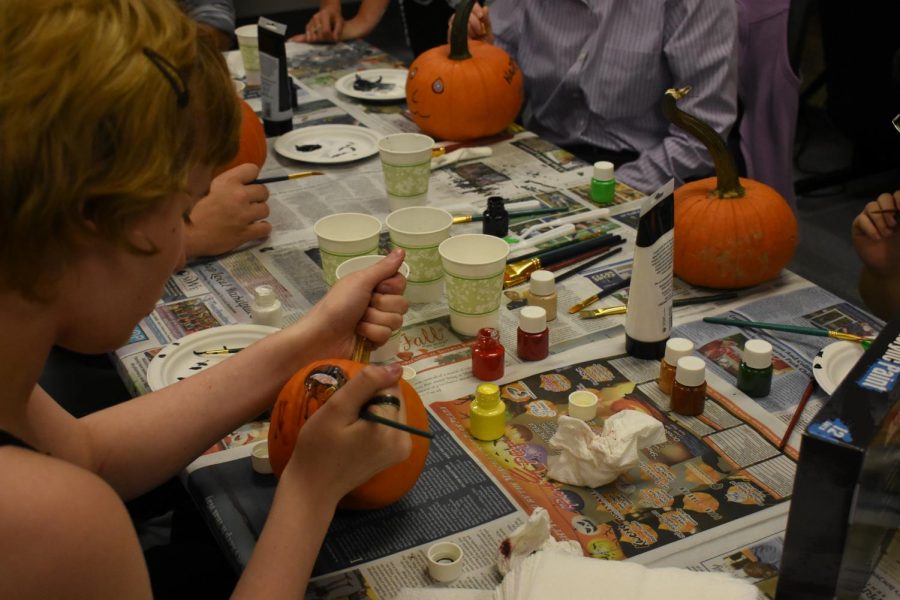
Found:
<box><xmin>491</xmin><ymin>0</ymin><xmax>739</xmax><ymax>193</ymax></box>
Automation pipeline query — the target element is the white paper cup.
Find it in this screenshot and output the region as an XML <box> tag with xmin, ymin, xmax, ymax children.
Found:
<box><xmin>235</xmin><ymin>24</ymin><xmax>260</xmax><ymax>87</ymax></box>
<box><xmin>314</xmin><ymin>213</ymin><xmax>382</xmax><ymax>287</ymax></box>
<box><xmin>439</xmin><ymin>234</ymin><xmax>510</xmax><ymax>336</ymax></box>
<box><xmin>386</xmin><ymin>206</ymin><xmax>452</xmax><ymax>304</ymax></box>
<box><xmin>378</xmin><ymin>133</ymin><xmax>434</xmax><ymax>211</ymax></box>
<box><xmin>427</xmin><ymin>542</ymin><xmax>464</xmax><ymax>583</ymax></box>
<box><xmin>335</xmin><ymin>254</ymin><xmax>410</xmax><ymax>363</ymax></box>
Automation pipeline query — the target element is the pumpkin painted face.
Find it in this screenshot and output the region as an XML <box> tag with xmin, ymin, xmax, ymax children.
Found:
<box><xmin>405</xmin><ymin>0</ymin><xmax>523</xmax><ymax>141</ymax></box>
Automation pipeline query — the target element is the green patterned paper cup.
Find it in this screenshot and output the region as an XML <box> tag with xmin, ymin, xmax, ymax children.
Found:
<box><xmin>439</xmin><ymin>234</ymin><xmax>510</xmax><ymax>336</ymax></box>
<box><xmin>314</xmin><ymin>212</ymin><xmax>382</xmax><ymax>286</ymax></box>
<box><xmin>335</xmin><ymin>255</ymin><xmax>410</xmax><ymax>363</ymax></box>
<box><xmin>385</xmin><ymin>206</ymin><xmax>453</xmax><ymax>304</ymax></box>
<box><xmin>378</xmin><ymin>133</ymin><xmax>434</xmax><ymax>212</ymax></box>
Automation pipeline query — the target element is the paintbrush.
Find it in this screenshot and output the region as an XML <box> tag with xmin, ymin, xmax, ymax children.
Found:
<box><xmin>452</xmin><ymin>207</ymin><xmax>567</xmax><ymax>224</ymax></box>
<box><xmin>503</xmin><ymin>233</ymin><xmax>624</xmax><ymax>287</ymax></box>
<box><xmin>779</xmin><ymin>377</ymin><xmax>816</xmax><ymax>451</ymax></box>
<box><xmin>554</xmin><ymin>247</ymin><xmax>624</xmax><ymax>283</ymax></box>
<box><xmin>580</xmin><ymin>293</ymin><xmax>739</xmax><ymax>319</ymax></box>
<box><xmin>193</xmin><ymin>346</ymin><xmax>242</xmax><ymax>356</ymax></box>
<box><xmin>702</xmin><ymin>316</ymin><xmax>874</xmax><ymax>344</ymax></box>
<box><xmin>359</xmin><ymin>410</ymin><xmax>434</xmax><ymax>439</ymax></box>
<box><xmin>253</xmin><ymin>171</ymin><xmax>324</xmax><ymax>184</ymax></box>
<box><xmin>568</xmin><ymin>276</ymin><xmax>632</xmax><ymax>314</ymax></box>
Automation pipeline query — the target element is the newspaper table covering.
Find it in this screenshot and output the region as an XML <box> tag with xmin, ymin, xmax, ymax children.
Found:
<box><xmin>110</xmin><ymin>41</ymin><xmax>893</xmax><ymax>600</ymax></box>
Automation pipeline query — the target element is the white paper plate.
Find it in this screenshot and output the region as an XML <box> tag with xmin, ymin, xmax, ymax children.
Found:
<box><xmin>334</xmin><ymin>68</ymin><xmax>408</xmax><ymax>101</ymax></box>
<box><xmin>146</xmin><ymin>324</ymin><xmax>280</xmax><ymax>392</ymax></box>
<box><xmin>812</xmin><ymin>340</ymin><xmax>866</xmax><ymax>395</ymax></box>
<box><xmin>273</xmin><ymin>125</ymin><xmax>381</xmax><ymax>164</ymax></box>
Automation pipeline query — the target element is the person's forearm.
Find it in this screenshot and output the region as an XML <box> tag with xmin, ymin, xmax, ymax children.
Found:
<box><xmin>860</xmin><ymin>267</ymin><xmax>900</xmax><ymax>321</ymax></box>
<box><xmin>83</xmin><ymin>321</ymin><xmax>324</xmax><ymax>499</ymax></box>
<box><xmin>342</xmin><ymin>0</ymin><xmax>390</xmax><ymax>39</ymax></box>
<box><xmin>232</xmin><ymin>467</ymin><xmax>337</xmax><ymax>599</ymax></box>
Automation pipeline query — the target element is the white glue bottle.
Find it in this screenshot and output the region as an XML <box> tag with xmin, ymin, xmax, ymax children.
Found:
<box><xmin>251</xmin><ymin>285</ymin><xmax>283</xmax><ymax>328</ymax></box>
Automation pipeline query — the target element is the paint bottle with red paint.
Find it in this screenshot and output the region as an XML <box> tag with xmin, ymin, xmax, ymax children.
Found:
<box><xmin>472</xmin><ymin>327</ymin><xmax>505</xmax><ymax>381</ymax></box>
<box><xmin>517</xmin><ymin>306</ymin><xmax>549</xmax><ymax>361</ymax></box>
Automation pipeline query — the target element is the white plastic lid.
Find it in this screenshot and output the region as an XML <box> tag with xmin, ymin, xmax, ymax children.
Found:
<box><xmin>664</xmin><ymin>337</ymin><xmax>694</xmax><ymax>364</ymax></box>
<box><xmin>253</xmin><ymin>285</ymin><xmax>277</xmax><ymax>307</ymax></box>
<box><xmin>427</xmin><ymin>542</ymin><xmax>464</xmax><ymax>582</ymax></box>
<box><xmin>742</xmin><ymin>339</ymin><xmax>773</xmax><ymax>369</ymax></box>
<box><xmin>593</xmin><ymin>161</ymin><xmax>614</xmax><ymax>180</ymax></box>
<box><xmin>675</xmin><ymin>356</ymin><xmax>706</xmax><ymax>387</ymax></box>
<box><xmin>568</xmin><ymin>390</ymin><xmax>598</xmax><ymax>421</ymax></box>
<box><xmin>251</xmin><ymin>441</ymin><xmax>272</xmax><ymax>475</ymax></box>
<box><xmin>529</xmin><ymin>270</ymin><xmax>556</xmax><ymax>296</ymax></box>
<box><xmin>519</xmin><ymin>306</ymin><xmax>547</xmax><ymax>334</ymax></box>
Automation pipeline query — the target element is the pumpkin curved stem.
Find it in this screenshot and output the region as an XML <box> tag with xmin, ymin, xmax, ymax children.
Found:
<box><xmin>663</xmin><ymin>87</ymin><xmax>744</xmax><ymax>199</ymax></box>
<box><xmin>449</xmin><ymin>0</ymin><xmax>479</xmax><ymax>61</ymax></box>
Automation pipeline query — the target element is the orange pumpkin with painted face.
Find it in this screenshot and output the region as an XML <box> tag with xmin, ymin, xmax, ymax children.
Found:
<box><xmin>268</xmin><ymin>358</ymin><xmax>431</xmax><ymax>510</ymax></box>
<box><xmin>405</xmin><ymin>0</ymin><xmax>523</xmax><ymax>141</ymax></box>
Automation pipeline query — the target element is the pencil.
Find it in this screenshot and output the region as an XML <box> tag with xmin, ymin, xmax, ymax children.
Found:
<box><xmin>253</xmin><ymin>171</ymin><xmax>324</xmax><ymax>184</ymax></box>
<box><xmin>359</xmin><ymin>411</ymin><xmax>434</xmax><ymax>439</ymax></box>
<box><xmin>702</xmin><ymin>316</ymin><xmax>873</xmax><ymax>343</ymax></box>
<box><xmin>779</xmin><ymin>377</ymin><xmax>816</xmax><ymax>451</ymax></box>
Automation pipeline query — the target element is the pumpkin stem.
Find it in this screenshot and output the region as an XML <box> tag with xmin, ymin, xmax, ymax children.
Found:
<box><xmin>662</xmin><ymin>87</ymin><xmax>744</xmax><ymax>199</ymax></box>
<box><xmin>449</xmin><ymin>0</ymin><xmax>479</xmax><ymax>61</ymax></box>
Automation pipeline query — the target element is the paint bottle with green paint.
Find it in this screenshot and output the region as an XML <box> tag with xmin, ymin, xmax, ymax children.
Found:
<box><xmin>737</xmin><ymin>339</ymin><xmax>774</xmax><ymax>398</ymax></box>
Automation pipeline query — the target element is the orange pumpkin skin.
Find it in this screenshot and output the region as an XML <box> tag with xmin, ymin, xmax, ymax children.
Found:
<box><xmin>406</xmin><ymin>40</ymin><xmax>523</xmax><ymax>141</ymax></box>
<box><xmin>268</xmin><ymin>359</ymin><xmax>430</xmax><ymax>510</ymax></box>
<box><xmin>215</xmin><ymin>99</ymin><xmax>267</xmax><ymax>175</ymax></box>
<box><xmin>674</xmin><ymin>177</ymin><xmax>798</xmax><ymax>289</ymax></box>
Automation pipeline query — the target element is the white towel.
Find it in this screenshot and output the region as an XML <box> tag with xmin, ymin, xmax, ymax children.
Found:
<box><xmin>547</xmin><ymin>410</ymin><xmax>667</xmax><ymax>488</ymax></box>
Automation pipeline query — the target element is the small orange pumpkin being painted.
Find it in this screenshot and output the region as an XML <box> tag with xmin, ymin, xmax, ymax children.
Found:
<box><xmin>406</xmin><ymin>0</ymin><xmax>523</xmax><ymax>141</ymax></box>
<box><xmin>215</xmin><ymin>99</ymin><xmax>268</xmax><ymax>175</ymax></box>
<box><xmin>268</xmin><ymin>358</ymin><xmax>430</xmax><ymax>510</ymax></box>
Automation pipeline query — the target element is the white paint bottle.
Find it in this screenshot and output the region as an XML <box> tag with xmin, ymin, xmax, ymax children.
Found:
<box><xmin>251</xmin><ymin>285</ymin><xmax>283</xmax><ymax>328</ymax></box>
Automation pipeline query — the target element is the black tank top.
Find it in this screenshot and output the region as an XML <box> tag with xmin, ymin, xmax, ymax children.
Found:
<box><xmin>0</xmin><ymin>430</ymin><xmax>36</xmax><ymax>451</ymax></box>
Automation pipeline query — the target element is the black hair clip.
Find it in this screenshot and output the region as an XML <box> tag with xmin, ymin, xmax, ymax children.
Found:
<box><xmin>143</xmin><ymin>47</ymin><xmax>189</xmax><ymax>108</ymax></box>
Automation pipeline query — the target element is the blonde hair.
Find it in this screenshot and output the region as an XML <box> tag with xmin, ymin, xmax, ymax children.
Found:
<box><xmin>0</xmin><ymin>0</ymin><xmax>240</xmax><ymax>297</ymax></box>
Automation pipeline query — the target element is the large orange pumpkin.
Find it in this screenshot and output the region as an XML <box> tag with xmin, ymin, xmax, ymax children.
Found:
<box><xmin>268</xmin><ymin>358</ymin><xmax>431</xmax><ymax>510</ymax></box>
<box><xmin>215</xmin><ymin>99</ymin><xmax>267</xmax><ymax>175</ymax></box>
<box><xmin>405</xmin><ymin>0</ymin><xmax>523</xmax><ymax>141</ymax></box>
<box><xmin>663</xmin><ymin>87</ymin><xmax>798</xmax><ymax>289</ymax></box>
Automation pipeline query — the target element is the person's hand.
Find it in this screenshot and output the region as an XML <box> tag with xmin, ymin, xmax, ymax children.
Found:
<box><xmin>303</xmin><ymin>249</ymin><xmax>409</xmax><ymax>359</ymax></box>
<box><xmin>290</xmin><ymin>6</ymin><xmax>345</xmax><ymax>43</ymax></box>
<box><xmin>448</xmin><ymin>3</ymin><xmax>493</xmax><ymax>44</ymax></box>
<box><xmin>284</xmin><ymin>363</ymin><xmax>412</xmax><ymax>504</ymax></box>
<box><xmin>184</xmin><ymin>163</ymin><xmax>271</xmax><ymax>259</ymax></box>
<box><xmin>852</xmin><ymin>190</ymin><xmax>900</xmax><ymax>274</ymax></box>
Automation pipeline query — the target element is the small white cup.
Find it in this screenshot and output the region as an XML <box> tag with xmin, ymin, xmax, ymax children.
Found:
<box><xmin>427</xmin><ymin>541</ymin><xmax>464</xmax><ymax>583</ymax></box>
<box><xmin>335</xmin><ymin>255</ymin><xmax>410</xmax><ymax>364</ymax></box>
<box><xmin>439</xmin><ymin>234</ymin><xmax>510</xmax><ymax>336</ymax></box>
<box><xmin>235</xmin><ymin>24</ymin><xmax>260</xmax><ymax>87</ymax></box>
<box><xmin>568</xmin><ymin>390</ymin><xmax>598</xmax><ymax>421</ymax></box>
<box><xmin>385</xmin><ymin>206</ymin><xmax>453</xmax><ymax>304</ymax></box>
<box><xmin>378</xmin><ymin>133</ymin><xmax>434</xmax><ymax>212</ymax></box>
<box><xmin>314</xmin><ymin>213</ymin><xmax>382</xmax><ymax>287</ymax></box>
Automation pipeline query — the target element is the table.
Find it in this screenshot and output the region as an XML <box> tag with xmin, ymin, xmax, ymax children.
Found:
<box><xmin>112</xmin><ymin>40</ymin><xmax>890</xmax><ymax>599</ymax></box>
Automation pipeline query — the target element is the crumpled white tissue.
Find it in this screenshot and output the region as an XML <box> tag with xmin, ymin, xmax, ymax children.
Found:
<box><xmin>547</xmin><ymin>410</ymin><xmax>667</xmax><ymax>488</ymax></box>
<box><xmin>495</xmin><ymin>551</ymin><xmax>761</xmax><ymax>600</ymax></box>
<box><xmin>495</xmin><ymin>508</ymin><xmax>582</xmax><ymax>576</ymax></box>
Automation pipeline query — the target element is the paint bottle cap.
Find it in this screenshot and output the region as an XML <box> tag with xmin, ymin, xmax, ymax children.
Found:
<box><xmin>675</xmin><ymin>356</ymin><xmax>706</xmax><ymax>387</ymax></box>
<box><xmin>568</xmin><ymin>390</ymin><xmax>598</xmax><ymax>421</ymax></box>
<box><xmin>593</xmin><ymin>161</ymin><xmax>614</xmax><ymax>181</ymax></box>
<box><xmin>253</xmin><ymin>285</ymin><xmax>278</xmax><ymax>307</ymax></box>
<box><xmin>251</xmin><ymin>441</ymin><xmax>272</xmax><ymax>475</ymax></box>
<box><xmin>427</xmin><ymin>541</ymin><xmax>464</xmax><ymax>582</ymax></box>
<box><xmin>742</xmin><ymin>339</ymin><xmax>773</xmax><ymax>369</ymax></box>
<box><xmin>529</xmin><ymin>270</ymin><xmax>556</xmax><ymax>296</ymax></box>
<box><xmin>475</xmin><ymin>382</ymin><xmax>501</xmax><ymax>408</ymax></box>
<box><xmin>664</xmin><ymin>337</ymin><xmax>694</xmax><ymax>365</ymax></box>
<box><xmin>401</xmin><ymin>365</ymin><xmax>417</xmax><ymax>381</ymax></box>
<box><xmin>519</xmin><ymin>306</ymin><xmax>547</xmax><ymax>334</ymax></box>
